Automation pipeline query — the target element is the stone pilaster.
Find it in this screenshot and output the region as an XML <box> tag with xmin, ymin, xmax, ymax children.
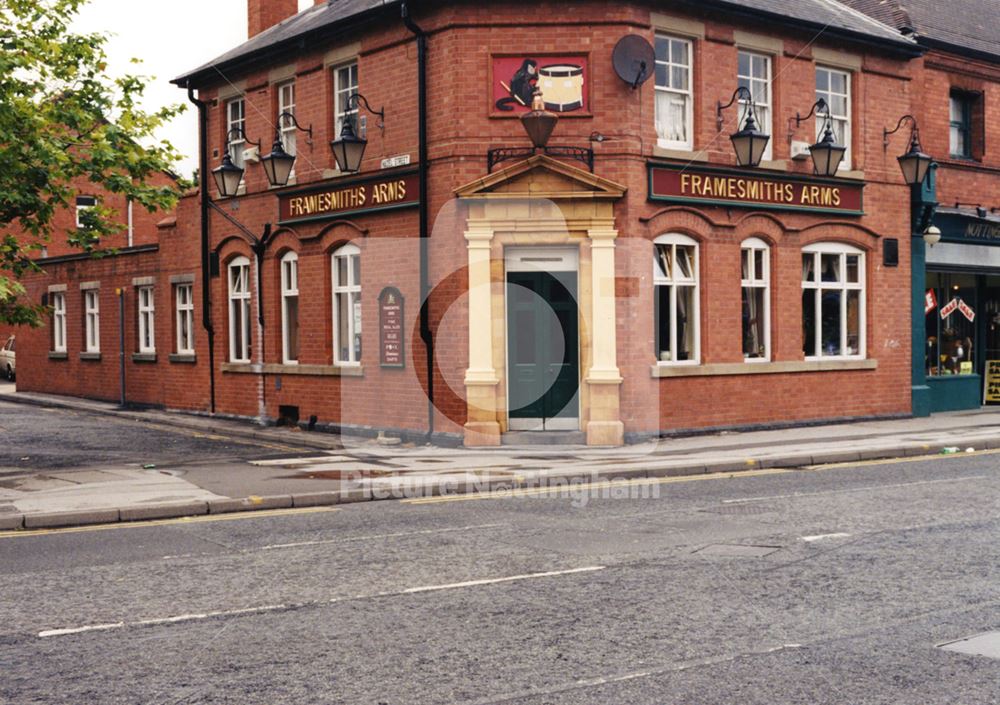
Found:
<box><xmin>585</xmin><ymin>226</ymin><xmax>624</xmax><ymax>446</ymax></box>
<box><xmin>463</xmin><ymin>225</ymin><xmax>501</xmax><ymax>446</ymax></box>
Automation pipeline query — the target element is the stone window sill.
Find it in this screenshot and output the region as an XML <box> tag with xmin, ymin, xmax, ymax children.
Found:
<box><xmin>651</xmin><ymin>358</ymin><xmax>877</xmax><ymax>377</ymax></box>
<box><xmin>48</xmin><ymin>351</ymin><xmax>68</xmax><ymax>360</ymax></box>
<box><xmin>79</xmin><ymin>352</ymin><xmax>101</xmax><ymax>361</ymax></box>
<box><xmin>652</xmin><ymin>146</ymin><xmax>708</xmax><ymax>162</ymax></box>
<box><xmin>221</xmin><ymin>362</ymin><xmax>364</xmax><ymax>377</ymax></box>
<box><xmin>132</xmin><ymin>352</ymin><xmax>157</xmax><ymax>363</ymax></box>
<box><xmin>169</xmin><ymin>353</ymin><xmax>197</xmax><ymax>364</ymax></box>
<box><xmin>758</xmin><ymin>159</ymin><xmax>787</xmax><ymax>171</ymax></box>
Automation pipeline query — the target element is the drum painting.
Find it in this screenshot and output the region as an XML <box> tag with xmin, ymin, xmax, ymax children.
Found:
<box><xmin>493</xmin><ymin>55</ymin><xmax>589</xmax><ymax>114</ymax></box>
<box><xmin>538</xmin><ymin>64</ymin><xmax>584</xmax><ymax>111</ymax></box>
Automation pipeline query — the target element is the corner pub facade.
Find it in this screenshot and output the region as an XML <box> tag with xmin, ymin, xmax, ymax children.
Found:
<box><xmin>17</xmin><ymin>0</ymin><xmax>930</xmax><ymax>446</ymax></box>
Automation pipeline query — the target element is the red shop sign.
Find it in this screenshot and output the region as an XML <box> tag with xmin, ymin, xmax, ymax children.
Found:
<box><xmin>648</xmin><ymin>163</ymin><xmax>864</xmax><ymax>215</ymax></box>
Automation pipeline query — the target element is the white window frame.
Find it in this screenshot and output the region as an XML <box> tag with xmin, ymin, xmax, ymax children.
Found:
<box><xmin>802</xmin><ymin>242</ymin><xmax>866</xmax><ymax>360</ymax></box>
<box><xmin>175</xmin><ymin>284</ymin><xmax>194</xmax><ymax>355</ymax></box>
<box><xmin>950</xmin><ymin>93</ymin><xmax>973</xmax><ymax>159</ymax></box>
<box><xmin>737</xmin><ymin>50</ymin><xmax>772</xmax><ymax>161</ymax></box>
<box><xmin>815</xmin><ymin>66</ymin><xmax>852</xmax><ymax>170</ymax></box>
<box><xmin>741</xmin><ymin>237</ymin><xmax>771</xmax><ymax>362</ymax></box>
<box><xmin>332</xmin><ymin>243</ymin><xmax>361</xmax><ymax>365</ymax></box>
<box><xmin>280</xmin><ymin>251</ymin><xmax>300</xmax><ymax>365</ymax></box>
<box><xmin>332</xmin><ymin>61</ymin><xmax>359</xmax><ymax>143</ymax></box>
<box><xmin>137</xmin><ymin>285</ymin><xmax>155</xmax><ymax>354</ymax></box>
<box><xmin>75</xmin><ymin>196</ymin><xmax>96</xmax><ymax>228</ymax></box>
<box><xmin>84</xmin><ymin>289</ymin><xmax>100</xmax><ymax>353</ymax></box>
<box><xmin>228</xmin><ymin>256</ymin><xmax>252</xmax><ymax>363</ymax></box>
<box><xmin>226</xmin><ymin>97</ymin><xmax>246</xmax><ymax>171</ymax></box>
<box><xmin>51</xmin><ymin>292</ymin><xmax>67</xmax><ymax>353</ymax></box>
<box><xmin>654</xmin><ymin>34</ymin><xmax>693</xmax><ymax>151</ymax></box>
<box><xmin>278</xmin><ymin>80</ymin><xmax>296</xmax><ymax>167</ymax></box>
<box><xmin>654</xmin><ymin>233</ymin><xmax>700</xmax><ymax>365</ymax></box>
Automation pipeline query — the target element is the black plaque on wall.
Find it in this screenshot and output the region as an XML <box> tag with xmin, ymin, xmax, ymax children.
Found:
<box><xmin>883</xmin><ymin>238</ymin><xmax>899</xmax><ymax>267</ymax></box>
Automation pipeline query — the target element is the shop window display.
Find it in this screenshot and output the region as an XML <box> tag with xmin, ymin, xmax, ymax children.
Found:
<box><xmin>925</xmin><ymin>272</ymin><xmax>976</xmax><ymax>376</ymax></box>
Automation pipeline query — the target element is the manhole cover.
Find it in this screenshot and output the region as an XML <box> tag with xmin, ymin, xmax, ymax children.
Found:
<box><xmin>694</xmin><ymin>544</ymin><xmax>780</xmax><ymax>557</ymax></box>
<box><xmin>939</xmin><ymin>632</ymin><xmax>1000</xmax><ymax>659</ymax></box>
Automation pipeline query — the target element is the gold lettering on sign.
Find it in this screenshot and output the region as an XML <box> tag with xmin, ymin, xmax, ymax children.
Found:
<box><xmin>371</xmin><ymin>180</ymin><xmax>408</xmax><ymax>205</ymax></box>
<box><xmin>669</xmin><ymin>171</ymin><xmax>847</xmax><ymax>209</ymax></box>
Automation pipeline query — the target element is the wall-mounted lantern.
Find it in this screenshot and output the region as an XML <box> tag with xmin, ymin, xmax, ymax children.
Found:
<box><xmin>791</xmin><ymin>98</ymin><xmax>847</xmax><ymax>177</ymax></box>
<box><xmin>884</xmin><ymin>115</ymin><xmax>934</xmax><ymax>186</ymax></box>
<box><xmin>330</xmin><ymin>93</ymin><xmax>385</xmax><ymax>174</ymax></box>
<box><xmin>260</xmin><ymin>111</ymin><xmax>313</xmax><ymax>188</ymax></box>
<box><xmin>717</xmin><ymin>86</ymin><xmax>770</xmax><ymax>168</ymax></box>
<box><xmin>212</xmin><ymin>128</ymin><xmax>260</xmax><ymax>198</ymax></box>
<box><xmin>520</xmin><ymin>89</ymin><xmax>559</xmax><ymax>148</ymax></box>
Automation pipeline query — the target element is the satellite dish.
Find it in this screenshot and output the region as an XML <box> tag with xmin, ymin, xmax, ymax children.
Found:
<box><xmin>613</xmin><ymin>35</ymin><xmax>656</xmax><ymax>89</ymax></box>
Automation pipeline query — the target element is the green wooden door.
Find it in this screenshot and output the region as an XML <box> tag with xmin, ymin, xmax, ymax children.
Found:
<box><xmin>507</xmin><ymin>270</ymin><xmax>579</xmax><ymax>428</ymax></box>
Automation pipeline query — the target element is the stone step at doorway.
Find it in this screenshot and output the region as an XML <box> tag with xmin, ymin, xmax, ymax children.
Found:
<box><xmin>501</xmin><ymin>431</ymin><xmax>587</xmax><ymax>446</ymax></box>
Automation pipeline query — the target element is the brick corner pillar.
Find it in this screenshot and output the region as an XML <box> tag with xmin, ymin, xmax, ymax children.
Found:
<box><xmin>463</xmin><ymin>225</ymin><xmax>502</xmax><ymax>447</ymax></box>
<box><xmin>585</xmin><ymin>225</ymin><xmax>625</xmax><ymax>446</ymax></box>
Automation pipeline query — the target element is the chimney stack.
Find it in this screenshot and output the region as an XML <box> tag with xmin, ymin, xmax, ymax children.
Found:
<box><xmin>248</xmin><ymin>0</ymin><xmax>299</xmax><ymax>38</ymax></box>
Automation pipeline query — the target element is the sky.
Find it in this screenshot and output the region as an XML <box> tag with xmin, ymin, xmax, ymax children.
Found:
<box><xmin>72</xmin><ymin>0</ymin><xmax>314</xmax><ymax>178</ymax></box>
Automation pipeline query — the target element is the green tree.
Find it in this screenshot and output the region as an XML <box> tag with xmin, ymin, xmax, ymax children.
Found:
<box><xmin>0</xmin><ymin>0</ymin><xmax>185</xmax><ymax>325</ymax></box>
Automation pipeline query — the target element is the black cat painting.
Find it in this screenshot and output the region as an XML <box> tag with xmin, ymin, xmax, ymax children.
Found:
<box><xmin>495</xmin><ymin>59</ymin><xmax>538</xmax><ymax>111</ymax></box>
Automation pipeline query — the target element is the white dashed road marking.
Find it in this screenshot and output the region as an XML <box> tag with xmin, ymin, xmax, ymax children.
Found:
<box><xmin>37</xmin><ymin>565</ymin><xmax>605</xmax><ymax>639</ymax></box>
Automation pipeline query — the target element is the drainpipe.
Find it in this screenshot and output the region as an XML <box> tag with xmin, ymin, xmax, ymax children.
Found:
<box><xmin>117</xmin><ymin>287</ymin><xmax>126</xmax><ymax>408</ymax></box>
<box><xmin>254</xmin><ymin>225</ymin><xmax>271</xmax><ymax>426</ymax></box>
<box><xmin>911</xmin><ymin>163</ymin><xmax>938</xmax><ymax>417</ymax></box>
<box><xmin>402</xmin><ymin>2</ymin><xmax>434</xmax><ymax>442</ymax></box>
<box><xmin>188</xmin><ymin>83</ymin><xmax>216</xmax><ymax>414</ymax></box>
<box><xmin>127</xmin><ymin>199</ymin><xmax>134</xmax><ymax>248</ymax></box>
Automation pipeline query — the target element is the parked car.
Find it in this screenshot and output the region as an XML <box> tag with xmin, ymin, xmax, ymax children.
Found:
<box><xmin>1</xmin><ymin>335</ymin><xmax>14</xmax><ymax>381</ymax></box>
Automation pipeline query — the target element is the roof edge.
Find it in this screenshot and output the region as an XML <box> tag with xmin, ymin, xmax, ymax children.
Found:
<box><xmin>676</xmin><ymin>0</ymin><xmax>923</xmax><ymax>58</ymax></box>
<box><xmin>919</xmin><ymin>35</ymin><xmax>1000</xmax><ymax>66</ymax></box>
<box><xmin>171</xmin><ymin>1</ymin><xmax>402</xmax><ymax>88</ymax></box>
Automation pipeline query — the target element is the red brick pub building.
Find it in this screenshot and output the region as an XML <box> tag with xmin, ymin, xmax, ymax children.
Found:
<box><xmin>18</xmin><ymin>0</ymin><xmax>931</xmax><ymax>446</ymax></box>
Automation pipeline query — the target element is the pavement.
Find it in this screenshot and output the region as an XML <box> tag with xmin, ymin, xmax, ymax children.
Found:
<box><xmin>4</xmin><ymin>380</ymin><xmax>1000</xmax><ymax>530</ymax></box>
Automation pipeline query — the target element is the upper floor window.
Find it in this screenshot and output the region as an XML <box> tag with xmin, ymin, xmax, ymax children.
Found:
<box><xmin>654</xmin><ymin>34</ymin><xmax>693</xmax><ymax>150</ymax></box>
<box><xmin>228</xmin><ymin>257</ymin><xmax>252</xmax><ymax>363</ymax></box>
<box><xmin>278</xmin><ymin>80</ymin><xmax>296</xmax><ymax>159</ymax></box>
<box><xmin>84</xmin><ymin>289</ymin><xmax>100</xmax><ymax>353</ymax></box>
<box><xmin>332</xmin><ymin>243</ymin><xmax>361</xmax><ymax>365</ymax></box>
<box><xmin>75</xmin><ymin>196</ymin><xmax>96</xmax><ymax>229</ymax></box>
<box><xmin>333</xmin><ymin>62</ymin><xmax>359</xmax><ymax>142</ymax></box>
<box><xmin>175</xmin><ymin>283</ymin><xmax>194</xmax><ymax>355</ymax></box>
<box><xmin>741</xmin><ymin>238</ymin><xmax>770</xmax><ymax>361</ymax></box>
<box><xmin>51</xmin><ymin>292</ymin><xmax>66</xmax><ymax>353</ymax></box>
<box><xmin>137</xmin><ymin>285</ymin><xmax>155</xmax><ymax>354</ymax></box>
<box><xmin>654</xmin><ymin>234</ymin><xmax>699</xmax><ymax>365</ymax></box>
<box><xmin>737</xmin><ymin>50</ymin><xmax>772</xmax><ymax>161</ymax></box>
<box><xmin>802</xmin><ymin>243</ymin><xmax>865</xmax><ymax>360</ymax></box>
<box><xmin>227</xmin><ymin>97</ymin><xmax>246</xmax><ymax>171</ymax></box>
<box><xmin>280</xmin><ymin>252</ymin><xmax>299</xmax><ymax>364</ymax></box>
<box><xmin>950</xmin><ymin>92</ymin><xmax>974</xmax><ymax>159</ymax></box>
<box><xmin>816</xmin><ymin>66</ymin><xmax>851</xmax><ymax>170</ymax></box>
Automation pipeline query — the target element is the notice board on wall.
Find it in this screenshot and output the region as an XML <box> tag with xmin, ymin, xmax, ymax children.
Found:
<box><xmin>984</xmin><ymin>360</ymin><xmax>1000</xmax><ymax>404</ymax></box>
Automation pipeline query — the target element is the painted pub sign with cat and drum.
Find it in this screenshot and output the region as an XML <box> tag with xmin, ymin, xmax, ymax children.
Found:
<box><xmin>492</xmin><ymin>56</ymin><xmax>589</xmax><ymax>114</ymax></box>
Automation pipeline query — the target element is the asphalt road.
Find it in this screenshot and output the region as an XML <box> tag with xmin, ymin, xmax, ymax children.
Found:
<box><xmin>2</xmin><ymin>448</ymin><xmax>999</xmax><ymax>704</ymax></box>
<box><xmin>0</xmin><ymin>398</ymin><xmax>318</xmax><ymax>473</ymax></box>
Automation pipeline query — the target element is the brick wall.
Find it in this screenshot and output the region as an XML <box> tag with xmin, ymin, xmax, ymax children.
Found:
<box><xmin>17</xmin><ymin>194</ymin><xmax>209</xmax><ymax>411</ymax></box>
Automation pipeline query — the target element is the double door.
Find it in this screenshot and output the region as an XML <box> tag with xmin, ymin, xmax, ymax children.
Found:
<box><xmin>506</xmin><ymin>267</ymin><xmax>579</xmax><ymax>431</ymax></box>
